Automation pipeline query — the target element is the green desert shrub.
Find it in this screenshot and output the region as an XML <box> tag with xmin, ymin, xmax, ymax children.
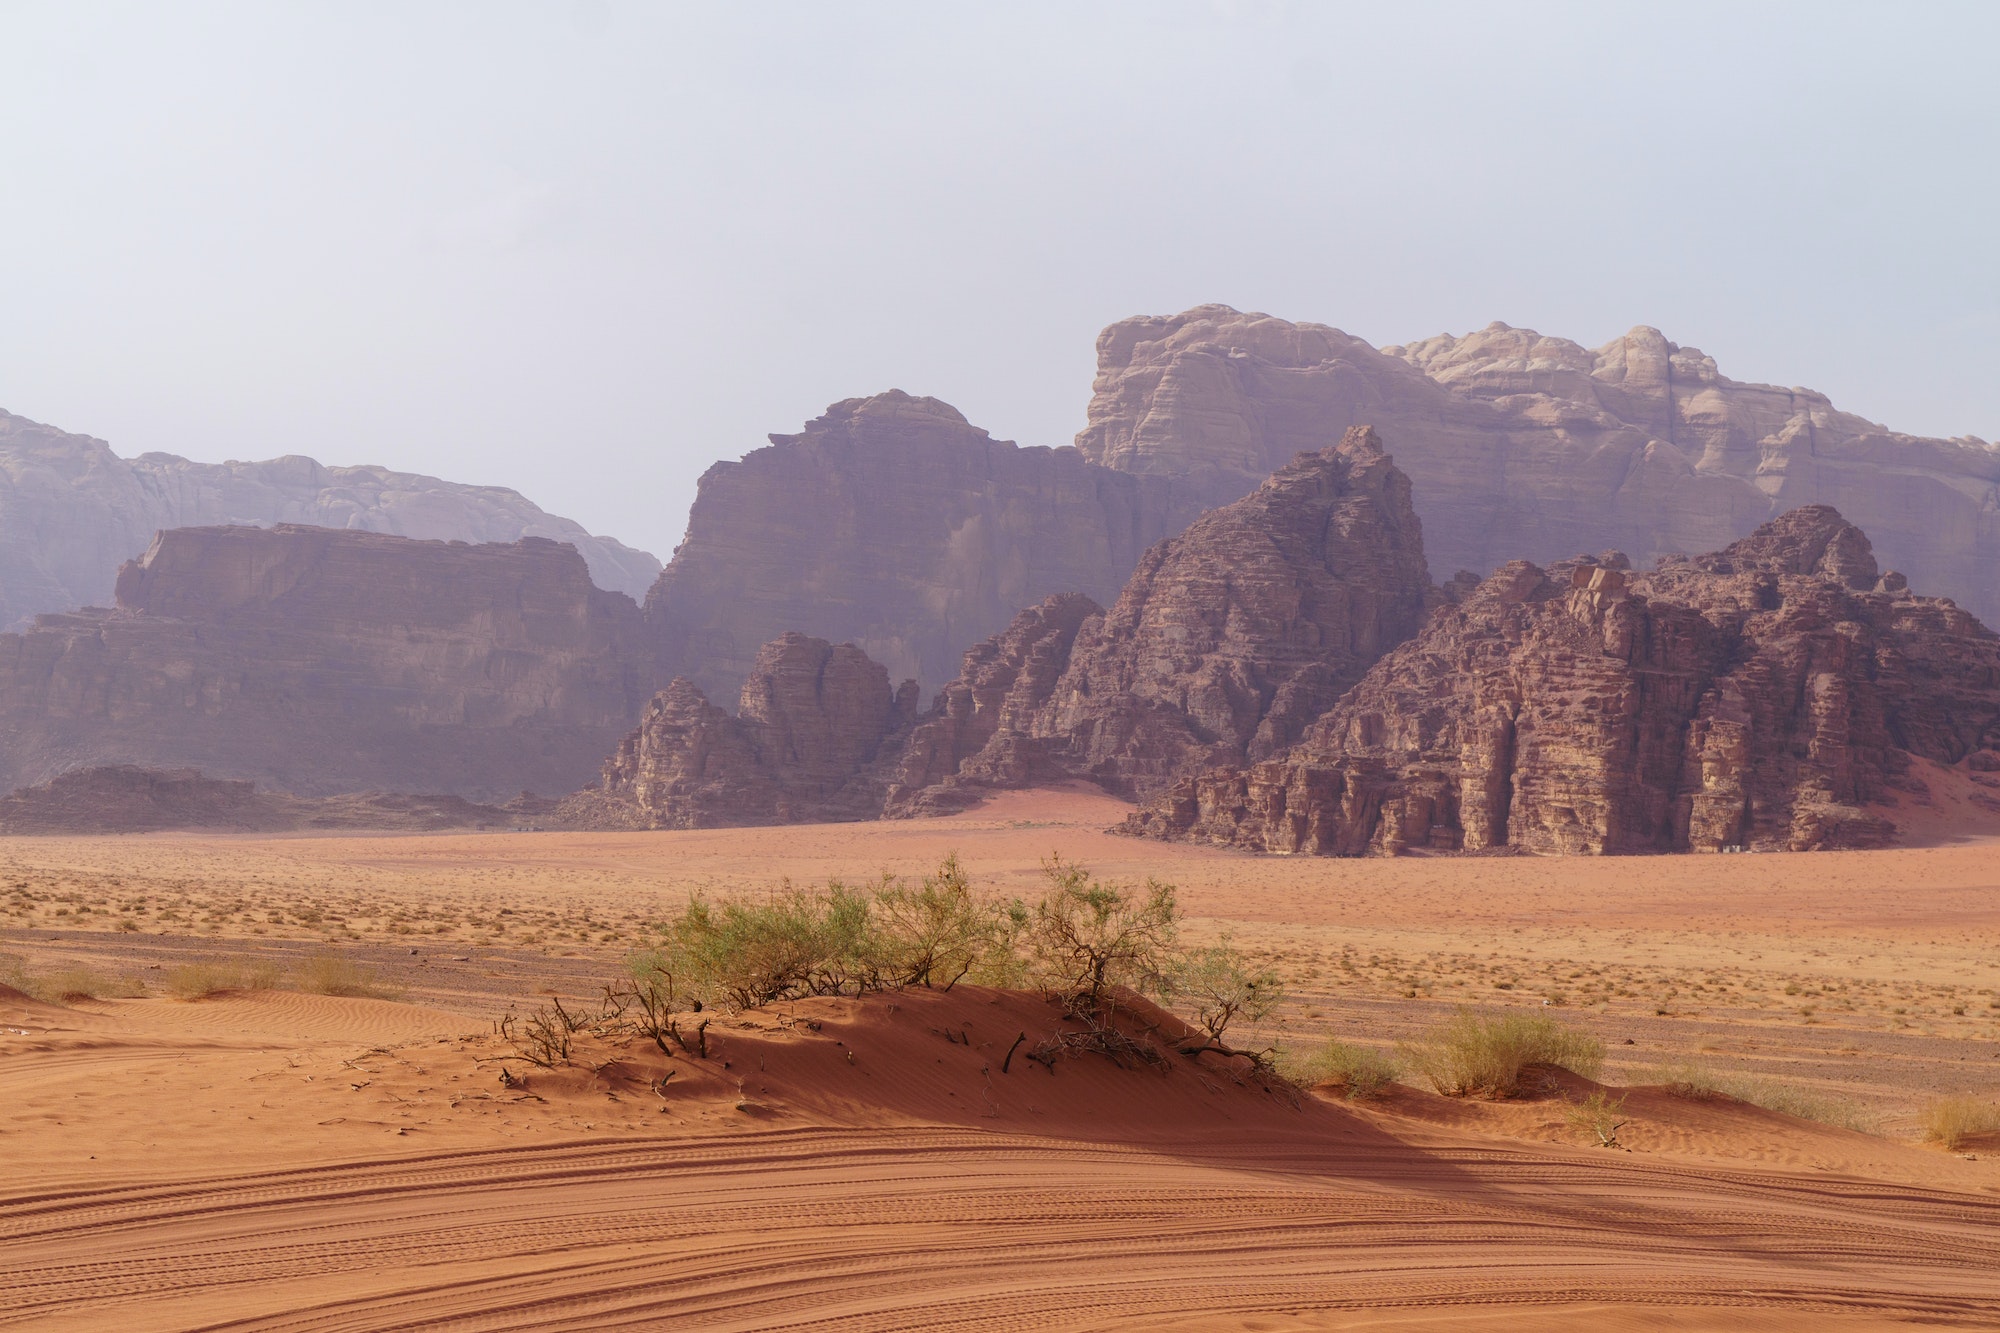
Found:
<box><xmin>1278</xmin><ymin>1039</ymin><xmax>1399</xmax><ymax>1099</ymax></box>
<box><xmin>1025</xmin><ymin>855</ymin><xmax>1178</xmax><ymax>1016</ymax></box>
<box><xmin>1400</xmin><ymin>1008</ymin><xmax>1604</xmax><ymax>1098</ymax></box>
<box><xmin>634</xmin><ymin>880</ymin><xmax>883</xmax><ymax>1012</ymax></box>
<box><xmin>870</xmin><ymin>853</ymin><xmax>1001</xmax><ymax>991</ymax></box>
<box><xmin>1164</xmin><ymin>940</ymin><xmax>1285</xmax><ymax>1051</ymax></box>
<box><xmin>631</xmin><ymin>854</ymin><xmax>1184</xmax><ymax>1020</ymax></box>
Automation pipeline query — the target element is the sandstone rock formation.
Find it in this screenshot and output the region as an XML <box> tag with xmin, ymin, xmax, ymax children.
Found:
<box><xmin>651</xmin><ymin>309</ymin><xmax>2000</xmax><ymax>709</ymax></box>
<box><xmin>643</xmin><ymin>390</ymin><xmax>1234</xmax><ymax>698</ymax></box>
<box><xmin>885</xmin><ymin>427</ymin><xmax>1433</xmax><ymax>810</ymax></box>
<box><xmin>1081</xmin><ymin>307</ymin><xmax>2000</xmax><ymax>632</ymax></box>
<box><xmin>592</xmin><ymin>429</ymin><xmax>1435</xmax><ymax>827</ymax></box>
<box><xmin>1131</xmin><ymin>507</ymin><xmax>2000</xmax><ymax>855</ymax></box>
<box><xmin>880</xmin><ymin>592</ymin><xmax>1106</xmax><ymax>814</ymax></box>
<box><xmin>0</xmin><ymin>765</ymin><xmax>545</xmax><ymax>834</ymax></box>
<box><xmin>562</xmin><ymin>632</ymin><xmax>920</xmax><ymax>829</ymax></box>
<box><xmin>0</xmin><ymin>407</ymin><xmax>660</xmax><ymax>630</ymax></box>
<box><xmin>0</xmin><ymin>526</ymin><xmax>669</xmax><ymax>801</ymax></box>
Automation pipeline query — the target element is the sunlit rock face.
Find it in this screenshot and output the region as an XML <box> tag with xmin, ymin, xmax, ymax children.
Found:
<box><xmin>1077</xmin><ymin>305</ymin><xmax>2000</xmax><ymax>632</ymax></box>
<box><xmin>1132</xmin><ymin>507</ymin><xmax>2000</xmax><ymax>856</ymax></box>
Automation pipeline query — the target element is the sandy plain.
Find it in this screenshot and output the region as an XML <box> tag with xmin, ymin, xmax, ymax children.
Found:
<box><xmin>4</xmin><ymin>785</ymin><xmax>1999</xmax><ymax>1330</ymax></box>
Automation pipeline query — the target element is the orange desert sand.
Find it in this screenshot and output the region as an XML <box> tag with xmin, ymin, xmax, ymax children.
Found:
<box><xmin>4</xmin><ymin>786</ymin><xmax>1999</xmax><ymax>1330</ymax></box>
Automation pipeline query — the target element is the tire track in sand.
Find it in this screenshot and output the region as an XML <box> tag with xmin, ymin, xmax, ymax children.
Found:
<box><xmin>6</xmin><ymin>1127</ymin><xmax>2000</xmax><ymax>1332</ymax></box>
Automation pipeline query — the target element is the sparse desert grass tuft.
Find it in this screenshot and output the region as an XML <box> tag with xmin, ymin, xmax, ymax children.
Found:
<box><xmin>1651</xmin><ymin>1056</ymin><xmax>1724</xmax><ymax>1101</ymax></box>
<box><xmin>1399</xmin><ymin>1008</ymin><xmax>1604</xmax><ymax>1098</ymax></box>
<box><xmin>294</xmin><ymin>952</ymin><xmax>400</xmax><ymax>999</ymax></box>
<box><xmin>165</xmin><ymin>959</ymin><xmax>283</xmax><ymax>999</ymax></box>
<box><xmin>1922</xmin><ymin>1095</ymin><xmax>2000</xmax><ymax>1151</ymax></box>
<box><xmin>1277</xmin><ymin>1038</ymin><xmax>1399</xmax><ymax>1099</ymax></box>
<box><xmin>1656</xmin><ymin>1055</ymin><xmax>1879</xmax><ymax>1133</ymax></box>
<box><xmin>1</xmin><ymin>953</ymin><xmax>146</xmax><ymax>1004</ymax></box>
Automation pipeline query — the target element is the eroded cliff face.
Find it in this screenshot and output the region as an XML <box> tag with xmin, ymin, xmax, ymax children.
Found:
<box><xmin>642</xmin><ymin>390</ymin><xmax>1236</xmax><ymax>698</ymax></box>
<box><xmin>1131</xmin><ymin>507</ymin><xmax>2000</xmax><ymax>855</ymax></box>
<box><xmin>563</xmin><ymin>632</ymin><xmax>919</xmax><ymax>828</ymax></box>
<box><xmin>593</xmin><ymin>429</ymin><xmax>1436</xmax><ymax>827</ymax></box>
<box><xmin>1016</xmin><ymin>426</ymin><xmax>1432</xmax><ymax>799</ymax></box>
<box><xmin>1077</xmin><ymin>306</ymin><xmax>2000</xmax><ymax>631</ymax></box>
<box><xmin>0</xmin><ymin>525</ymin><xmax>668</xmax><ymax>801</ymax></box>
<box><xmin>0</xmin><ymin>407</ymin><xmax>661</xmax><ymax>631</ymax></box>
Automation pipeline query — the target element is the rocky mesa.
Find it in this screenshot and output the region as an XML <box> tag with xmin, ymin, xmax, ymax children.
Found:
<box><xmin>1131</xmin><ymin>507</ymin><xmax>2000</xmax><ymax>855</ymax></box>
<box><xmin>0</xmin><ymin>406</ymin><xmax>661</xmax><ymax>632</ymax></box>
<box><xmin>890</xmin><ymin>425</ymin><xmax>1433</xmax><ymax>810</ymax></box>
<box><xmin>0</xmin><ymin>525</ymin><xmax>671</xmax><ymax>802</ymax></box>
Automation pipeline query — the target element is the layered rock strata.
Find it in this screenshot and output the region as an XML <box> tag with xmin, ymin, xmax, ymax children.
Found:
<box><xmin>0</xmin><ymin>525</ymin><xmax>669</xmax><ymax>801</ymax></box>
<box><xmin>1131</xmin><ymin>507</ymin><xmax>2000</xmax><ymax>855</ymax></box>
<box><xmin>0</xmin><ymin>407</ymin><xmax>659</xmax><ymax>630</ymax></box>
<box><xmin>886</xmin><ymin>426</ymin><xmax>1432</xmax><ymax>810</ymax></box>
<box><xmin>1078</xmin><ymin>306</ymin><xmax>2000</xmax><ymax>632</ymax></box>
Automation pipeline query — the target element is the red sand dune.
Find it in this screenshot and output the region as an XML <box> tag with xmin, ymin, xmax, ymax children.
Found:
<box><xmin>5</xmin><ymin>982</ymin><xmax>2000</xmax><ymax>1331</ymax></box>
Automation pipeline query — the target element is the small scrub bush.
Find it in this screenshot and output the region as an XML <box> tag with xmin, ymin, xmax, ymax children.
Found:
<box><xmin>1563</xmin><ymin>1090</ymin><xmax>1630</xmax><ymax>1147</ymax></box>
<box><xmin>165</xmin><ymin>958</ymin><xmax>283</xmax><ymax>1000</ymax></box>
<box><xmin>1278</xmin><ymin>1039</ymin><xmax>1398</xmax><ymax>1100</ymax></box>
<box><xmin>1162</xmin><ymin>939</ymin><xmax>1284</xmax><ymax>1054</ymax></box>
<box><xmin>295</xmin><ymin>953</ymin><xmax>399</xmax><ymax>999</ymax></box>
<box><xmin>870</xmin><ymin>853</ymin><xmax>998</xmax><ymax>991</ymax></box>
<box><xmin>1</xmin><ymin>954</ymin><xmax>145</xmax><ymax>1004</ymax></box>
<box><xmin>1400</xmin><ymin>1008</ymin><xmax>1605</xmax><ymax>1098</ymax></box>
<box><xmin>1658</xmin><ymin>1056</ymin><xmax>1878</xmax><ymax>1133</ymax></box>
<box><xmin>165</xmin><ymin>962</ymin><xmax>239</xmax><ymax>1000</ymax></box>
<box><xmin>1026</xmin><ymin>855</ymin><xmax>1177</xmax><ymax>1017</ymax></box>
<box><xmin>1922</xmin><ymin>1095</ymin><xmax>2000</xmax><ymax>1151</ymax></box>
<box><xmin>1652</xmin><ymin>1057</ymin><xmax>1723</xmax><ymax>1101</ymax></box>
<box><xmin>633</xmin><ymin>880</ymin><xmax>883</xmax><ymax>1013</ymax></box>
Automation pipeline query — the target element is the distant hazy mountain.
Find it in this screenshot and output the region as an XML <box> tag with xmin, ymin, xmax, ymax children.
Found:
<box><xmin>0</xmin><ymin>407</ymin><xmax>660</xmax><ymax>627</ymax></box>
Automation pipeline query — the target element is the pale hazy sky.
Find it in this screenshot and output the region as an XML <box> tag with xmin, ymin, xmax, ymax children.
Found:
<box><xmin>3</xmin><ymin>2</ymin><xmax>1996</xmax><ymax>560</ymax></box>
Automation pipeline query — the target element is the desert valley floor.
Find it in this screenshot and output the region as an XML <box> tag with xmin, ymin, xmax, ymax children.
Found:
<box><xmin>4</xmin><ymin>786</ymin><xmax>1999</xmax><ymax>1331</ymax></box>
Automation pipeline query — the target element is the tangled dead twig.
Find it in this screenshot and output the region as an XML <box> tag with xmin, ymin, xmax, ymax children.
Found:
<box><xmin>1030</xmin><ymin>1019</ymin><xmax>1167</xmax><ymax>1073</ymax></box>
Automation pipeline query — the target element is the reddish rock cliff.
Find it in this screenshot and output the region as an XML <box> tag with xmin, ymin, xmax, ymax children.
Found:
<box><xmin>880</xmin><ymin>592</ymin><xmax>1105</xmax><ymax>816</ymax></box>
<box><xmin>565</xmin><ymin>632</ymin><xmax>920</xmax><ymax>828</ymax></box>
<box><xmin>0</xmin><ymin>525</ymin><xmax>667</xmax><ymax>801</ymax></box>
<box><xmin>1131</xmin><ymin>507</ymin><xmax>2000</xmax><ymax>854</ymax></box>
<box><xmin>593</xmin><ymin>427</ymin><xmax>1434</xmax><ymax>826</ymax></box>
<box><xmin>644</xmin><ymin>390</ymin><xmax>1234</xmax><ymax>698</ymax></box>
<box><xmin>1023</xmin><ymin>425</ymin><xmax>1432</xmax><ymax>799</ymax></box>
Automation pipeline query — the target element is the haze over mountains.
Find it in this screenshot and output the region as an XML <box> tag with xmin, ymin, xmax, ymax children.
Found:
<box><xmin>0</xmin><ymin>407</ymin><xmax>660</xmax><ymax>630</ymax></box>
<box><xmin>5</xmin><ymin>303</ymin><xmax>2000</xmax><ymax>852</ymax></box>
